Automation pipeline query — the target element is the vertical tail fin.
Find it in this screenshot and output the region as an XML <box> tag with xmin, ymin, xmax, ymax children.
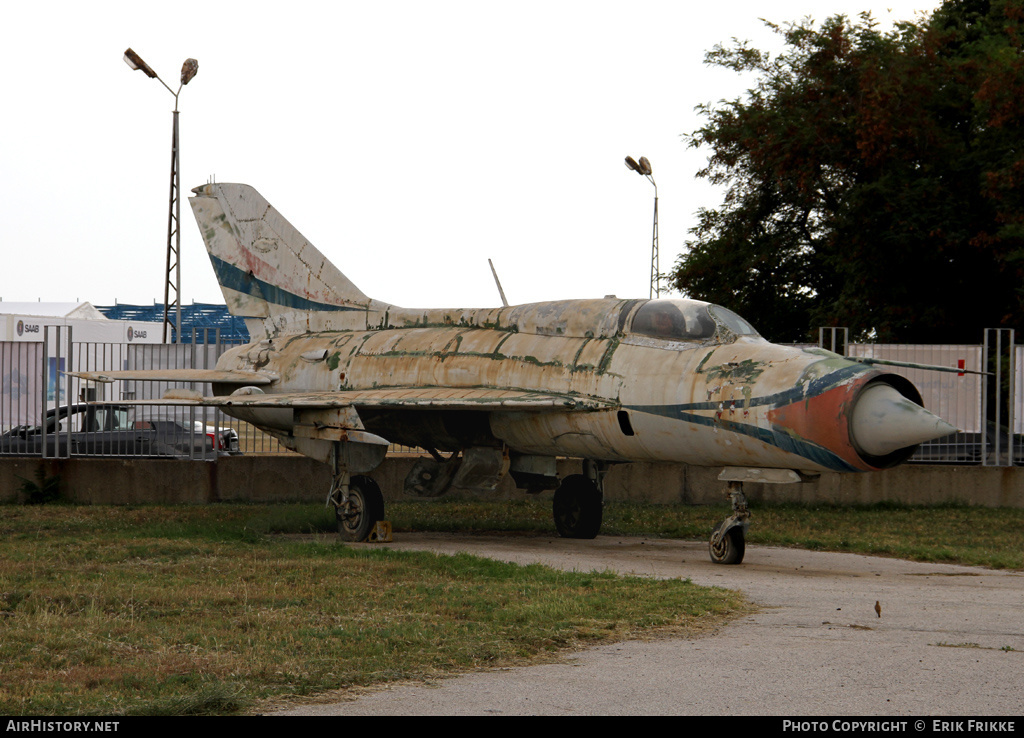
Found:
<box><xmin>189</xmin><ymin>183</ymin><xmax>375</xmax><ymax>336</ymax></box>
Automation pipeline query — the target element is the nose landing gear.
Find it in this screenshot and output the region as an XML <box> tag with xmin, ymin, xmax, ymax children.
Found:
<box><xmin>708</xmin><ymin>480</ymin><xmax>749</xmax><ymax>565</ymax></box>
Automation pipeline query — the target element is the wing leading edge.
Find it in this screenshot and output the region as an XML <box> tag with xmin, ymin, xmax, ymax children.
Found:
<box><xmin>99</xmin><ymin>387</ymin><xmax>615</xmax><ymax>411</ymax></box>
<box><xmin>73</xmin><ymin>370</ymin><xmax>612</xmax><ymax>411</ymax></box>
<box><xmin>69</xmin><ymin>369</ymin><xmax>276</xmax><ymax>385</ymax></box>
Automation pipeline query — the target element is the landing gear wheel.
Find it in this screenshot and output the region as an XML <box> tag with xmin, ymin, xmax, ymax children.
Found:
<box><xmin>336</xmin><ymin>475</ymin><xmax>385</xmax><ymax>542</ymax></box>
<box><xmin>709</xmin><ymin>523</ymin><xmax>745</xmax><ymax>565</ymax></box>
<box><xmin>552</xmin><ymin>474</ymin><xmax>603</xmax><ymax>539</ymax></box>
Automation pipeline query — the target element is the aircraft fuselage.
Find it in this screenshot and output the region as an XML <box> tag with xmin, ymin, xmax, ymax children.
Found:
<box><xmin>210</xmin><ymin>297</ymin><xmax>927</xmax><ymax>475</ymax></box>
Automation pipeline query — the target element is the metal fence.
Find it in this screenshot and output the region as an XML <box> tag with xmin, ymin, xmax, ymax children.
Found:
<box><xmin>1</xmin><ymin>327</ymin><xmax>291</xmax><ymax>460</ymax></box>
<box><xmin>1</xmin><ymin>329</ymin><xmax>1020</xmax><ymax>465</ymax></box>
<box><xmin>820</xmin><ymin>328</ymin><xmax>1018</xmax><ymax>466</ymax></box>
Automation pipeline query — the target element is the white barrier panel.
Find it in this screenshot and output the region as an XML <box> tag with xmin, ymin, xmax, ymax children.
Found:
<box><xmin>0</xmin><ymin>341</ymin><xmax>43</xmax><ymax>428</ymax></box>
<box><xmin>847</xmin><ymin>344</ymin><xmax>981</xmax><ymax>433</ymax></box>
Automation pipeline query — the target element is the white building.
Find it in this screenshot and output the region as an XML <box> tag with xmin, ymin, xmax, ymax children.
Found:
<box><xmin>1</xmin><ymin>302</ymin><xmax>163</xmax><ymax>427</ymax></box>
<box><xmin>0</xmin><ymin>302</ymin><xmax>162</xmax><ymax>344</ymax></box>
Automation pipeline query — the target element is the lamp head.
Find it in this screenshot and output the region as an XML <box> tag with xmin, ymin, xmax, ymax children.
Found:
<box><xmin>123</xmin><ymin>48</ymin><xmax>158</xmax><ymax>78</ymax></box>
<box><xmin>181</xmin><ymin>58</ymin><xmax>198</xmax><ymax>85</ymax></box>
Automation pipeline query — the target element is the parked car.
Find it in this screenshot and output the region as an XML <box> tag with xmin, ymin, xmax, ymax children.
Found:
<box><xmin>0</xmin><ymin>405</ymin><xmax>232</xmax><ymax>459</ymax></box>
<box><xmin>193</xmin><ymin>421</ymin><xmax>242</xmax><ymax>455</ymax></box>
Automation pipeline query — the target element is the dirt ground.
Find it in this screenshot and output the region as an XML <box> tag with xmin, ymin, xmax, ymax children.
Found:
<box><xmin>270</xmin><ymin>532</ymin><xmax>1024</xmax><ymax>716</ymax></box>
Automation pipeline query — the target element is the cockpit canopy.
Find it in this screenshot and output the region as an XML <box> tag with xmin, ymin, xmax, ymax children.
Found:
<box><xmin>629</xmin><ymin>299</ymin><xmax>759</xmax><ymax>342</ymax></box>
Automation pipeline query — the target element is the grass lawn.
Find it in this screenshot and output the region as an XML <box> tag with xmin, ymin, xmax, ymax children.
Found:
<box><xmin>3</xmin><ymin>497</ymin><xmax>1019</xmax><ymax>715</ymax></box>
<box><xmin>0</xmin><ymin>502</ymin><xmax>748</xmax><ymax>716</ymax></box>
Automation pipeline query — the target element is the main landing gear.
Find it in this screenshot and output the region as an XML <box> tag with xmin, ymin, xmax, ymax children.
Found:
<box><xmin>302</xmin><ymin>432</ymin><xmax>389</xmax><ymax>543</ymax></box>
<box><xmin>552</xmin><ymin>460</ymin><xmax>608</xmax><ymax>539</ymax></box>
<box><xmin>327</xmin><ymin>446</ymin><xmax>387</xmax><ymax>536</ymax></box>
<box><xmin>332</xmin><ymin>474</ymin><xmax>385</xmax><ymax>542</ymax></box>
<box><xmin>708</xmin><ymin>480</ymin><xmax>749</xmax><ymax>565</ymax></box>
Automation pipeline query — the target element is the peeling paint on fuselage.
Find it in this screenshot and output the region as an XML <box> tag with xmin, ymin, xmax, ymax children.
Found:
<box><xmin>211</xmin><ymin>297</ymin><xmax>895</xmax><ymax>474</ymax></box>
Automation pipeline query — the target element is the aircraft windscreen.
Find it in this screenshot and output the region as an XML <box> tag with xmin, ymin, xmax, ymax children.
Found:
<box><xmin>708</xmin><ymin>305</ymin><xmax>759</xmax><ymax>336</ymax></box>
<box><xmin>630</xmin><ymin>301</ymin><xmax>717</xmax><ymax>341</ymax></box>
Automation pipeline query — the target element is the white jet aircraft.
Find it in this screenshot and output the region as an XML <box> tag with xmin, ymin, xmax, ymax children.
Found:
<box><xmin>77</xmin><ymin>183</ymin><xmax>957</xmax><ymax>564</ymax></box>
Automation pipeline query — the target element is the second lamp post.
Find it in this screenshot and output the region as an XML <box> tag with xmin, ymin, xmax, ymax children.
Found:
<box><xmin>625</xmin><ymin>155</ymin><xmax>659</xmax><ymax>299</ymax></box>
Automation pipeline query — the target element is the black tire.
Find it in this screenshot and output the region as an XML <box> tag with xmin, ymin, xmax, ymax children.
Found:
<box><xmin>336</xmin><ymin>475</ymin><xmax>385</xmax><ymax>542</ymax></box>
<box><xmin>552</xmin><ymin>474</ymin><xmax>603</xmax><ymax>539</ymax></box>
<box><xmin>708</xmin><ymin>523</ymin><xmax>745</xmax><ymax>565</ymax></box>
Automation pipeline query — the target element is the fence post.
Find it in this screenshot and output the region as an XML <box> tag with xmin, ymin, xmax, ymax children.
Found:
<box><xmin>42</xmin><ymin>325</ymin><xmax>72</xmax><ymax>460</ymax></box>
<box><xmin>40</xmin><ymin>327</ymin><xmax>49</xmax><ymax>458</ymax></box>
<box><xmin>982</xmin><ymin>328</ymin><xmax>1016</xmax><ymax>466</ymax></box>
<box><xmin>818</xmin><ymin>327</ymin><xmax>848</xmax><ymax>356</ymax></box>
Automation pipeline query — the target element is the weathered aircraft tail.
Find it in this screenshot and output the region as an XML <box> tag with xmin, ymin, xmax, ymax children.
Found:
<box><xmin>189</xmin><ymin>183</ymin><xmax>378</xmax><ymax>337</ymax></box>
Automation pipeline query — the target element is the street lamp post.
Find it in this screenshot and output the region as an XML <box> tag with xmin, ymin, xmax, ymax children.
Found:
<box><xmin>624</xmin><ymin>155</ymin><xmax>659</xmax><ymax>299</ymax></box>
<box><xmin>124</xmin><ymin>48</ymin><xmax>198</xmax><ymax>344</ymax></box>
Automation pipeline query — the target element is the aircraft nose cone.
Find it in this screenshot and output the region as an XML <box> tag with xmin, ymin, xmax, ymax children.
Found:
<box><xmin>850</xmin><ymin>383</ymin><xmax>958</xmax><ymax>458</ymax></box>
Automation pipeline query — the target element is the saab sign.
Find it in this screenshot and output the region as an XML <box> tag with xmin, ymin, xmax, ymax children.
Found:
<box><xmin>4</xmin><ymin>314</ymin><xmax>161</xmax><ymax>343</ymax></box>
<box><xmin>16</xmin><ymin>320</ymin><xmax>40</xmax><ymax>337</ymax></box>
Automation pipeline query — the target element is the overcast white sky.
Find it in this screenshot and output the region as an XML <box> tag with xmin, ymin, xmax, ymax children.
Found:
<box><xmin>1</xmin><ymin>0</ymin><xmax>934</xmax><ymax>312</ymax></box>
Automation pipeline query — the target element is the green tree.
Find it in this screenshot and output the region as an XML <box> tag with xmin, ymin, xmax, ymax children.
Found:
<box><xmin>673</xmin><ymin>0</ymin><xmax>1024</xmax><ymax>343</ymax></box>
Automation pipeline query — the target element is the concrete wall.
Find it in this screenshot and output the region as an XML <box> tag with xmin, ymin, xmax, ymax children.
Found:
<box><xmin>1</xmin><ymin>455</ymin><xmax>1022</xmax><ymax>508</ymax></box>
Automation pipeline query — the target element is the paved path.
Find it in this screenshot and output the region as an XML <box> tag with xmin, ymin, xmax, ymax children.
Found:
<box><xmin>272</xmin><ymin>534</ymin><xmax>1024</xmax><ymax>716</ymax></box>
